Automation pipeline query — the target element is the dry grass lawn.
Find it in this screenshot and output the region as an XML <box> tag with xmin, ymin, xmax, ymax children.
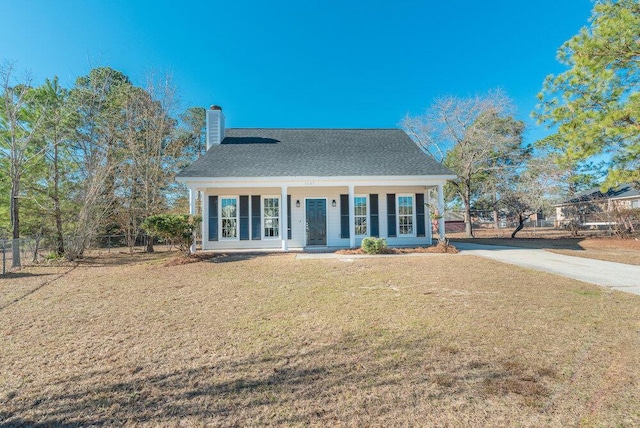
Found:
<box><xmin>1</xmin><ymin>251</ymin><xmax>639</xmax><ymax>426</ymax></box>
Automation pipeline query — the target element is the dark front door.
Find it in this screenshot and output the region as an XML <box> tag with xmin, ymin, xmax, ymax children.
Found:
<box><xmin>306</xmin><ymin>199</ymin><xmax>327</xmax><ymax>246</ymax></box>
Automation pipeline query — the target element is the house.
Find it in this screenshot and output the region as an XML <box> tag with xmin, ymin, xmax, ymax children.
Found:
<box><xmin>555</xmin><ymin>183</ymin><xmax>640</xmax><ymax>227</ymax></box>
<box><xmin>176</xmin><ymin>106</ymin><xmax>456</xmax><ymax>251</ymax></box>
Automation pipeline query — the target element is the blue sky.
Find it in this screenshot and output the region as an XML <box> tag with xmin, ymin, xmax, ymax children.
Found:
<box><xmin>2</xmin><ymin>0</ymin><xmax>594</xmax><ymax>144</ymax></box>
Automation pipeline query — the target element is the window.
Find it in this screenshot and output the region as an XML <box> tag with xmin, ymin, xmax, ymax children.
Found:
<box><xmin>220</xmin><ymin>197</ymin><xmax>238</xmax><ymax>239</ymax></box>
<box><xmin>632</xmin><ymin>199</ymin><xmax>640</xmax><ymax>209</ymax></box>
<box><xmin>397</xmin><ymin>195</ymin><xmax>415</xmax><ymax>236</ymax></box>
<box><xmin>354</xmin><ymin>196</ymin><xmax>368</xmax><ymax>236</ymax></box>
<box><xmin>263</xmin><ymin>197</ymin><xmax>280</xmax><ymax>238</ymax></box>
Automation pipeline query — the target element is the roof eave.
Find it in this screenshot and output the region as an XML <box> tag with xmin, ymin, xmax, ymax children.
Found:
<box><xmin>176</xmin><ymin>174</ymin><xmax>456</xmax><ymax>188</ymax></box>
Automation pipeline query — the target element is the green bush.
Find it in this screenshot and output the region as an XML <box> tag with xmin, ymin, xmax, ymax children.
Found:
<box><xmin>141</xmin><ymin>214</ymin><xmax>201</xmax><ymax>256</ymax></box>
<box><xmin>361</xmin><ymin>237</ymin><xmax>388</xmax><ymax>254</ymax></box>
<box><xmin>44</xmin><ymin>252</ymin><xmax>64</xmax><ymax>262</ymax></box>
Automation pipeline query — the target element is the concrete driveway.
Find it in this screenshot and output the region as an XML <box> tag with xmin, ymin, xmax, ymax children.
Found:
<box><xmin>455</xmin><ymin>242</ymin><xmax>640</xmax><ymax>295</ymax></box>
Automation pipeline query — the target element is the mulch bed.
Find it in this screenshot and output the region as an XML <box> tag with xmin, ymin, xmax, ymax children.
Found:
<box><xmin>336</xmin><ymin>242</ymin><xmax>459</xmax><ymax>255</ymax></box>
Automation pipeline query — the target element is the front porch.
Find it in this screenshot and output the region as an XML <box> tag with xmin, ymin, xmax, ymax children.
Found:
<box><xmin>187</xmin><ymin>177</ymin><xmax>447</xmax><ymax>252</ymax></box>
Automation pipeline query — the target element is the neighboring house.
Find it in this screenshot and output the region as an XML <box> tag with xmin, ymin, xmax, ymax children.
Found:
<box><xmin>176</xmin><ymin>106</ymin><xmax>456</xmax><ymax>251</ymax></box>
<box><xmin>439</xmin><ymin>210</ymin><xmax>465</xmax><ymax>233</ymax></box>
<box><xmin>555</xmin><ymin>183</ymin><xmax>640</xmax><ymax>227</ymax></box>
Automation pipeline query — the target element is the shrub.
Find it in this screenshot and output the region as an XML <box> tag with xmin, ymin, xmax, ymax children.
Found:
<box><xmin>564</xmin><ymin>219</ymin><xmax>582</xmax><ymax>237</ymax></box>
<box><xmin>361</xmin><ymin>237</ymin><xmax>388</xmax><ymax>255</ymax></box>
<box><xmin>141</xmin><ymin>214</ymin><xmax>201</xmax><ymax>256</ymax></box>
<box><xmin>44</xmin><ymin>252</ymin><xmax>64</xmax><ymax>262</ymax></box>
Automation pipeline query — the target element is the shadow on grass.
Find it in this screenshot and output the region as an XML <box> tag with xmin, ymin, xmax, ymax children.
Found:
<box><xmin>72</xmin><ymin>250</ymin><xmax>180</xmax><ymax>268</ymax></box>
<box><xmin>204</xmin><ymin>252</ymin><xmax>292</xmax><ymax>264</ymax></box>
<box><xmin>0</xmin><ymin>271</ymin><xmax>56</xmax><ymax>280</ymax></box>
<box><xmin>71</xmin><ymin>251</ymin><xmax>291</xmax><ymax>268</ymax></box>
<box><xmin>0</xmin><ymin>336</ymin><xmax>555</xmax><ymax>426</ymax></box>
<box><xmin>0</xmin><ymin>266</ymin><xmax>78</xmax><ymax>312</ymax></box>
<box><xmin>451</xmin><ymin>237</ymin><xmax>587</xmax><ymax>251</ymax></box>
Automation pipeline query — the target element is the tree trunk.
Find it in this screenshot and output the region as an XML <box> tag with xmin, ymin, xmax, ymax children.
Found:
<box><xmin>511</xmin><ymin>213</ymin><xmax>526</xmax><ymax>238</ymax></box>
<box><xmin>145</xmin><ymin>187</ymin><xmax>154</xmax><ymax>253</ymax></box>
<box><xmin>144</xmin><ymin>176</ymin><xmax>154</xmax><ymax>253</ymax></box>
<box><xmin>10</xmin><ymin>178</ymin><xmax>21</xmax><ymax>268</ymax></box>
<box><xmin>146</xmin><ymin>235</ymin><xmax>154</xmax><ymax>253</ymax></box>
<box><xmin>463</xmin><ymin>185</ymin><xmax>474</xmax><ymax>237</ymax></box>
<box><xmin>126</xmin><ymin>221</ymin><xmax>135</xmax><ymax>253</ymax></box>
<box><xmin>32</xmin><ymin>224</ymin><xmax>44</xmax><ymax>263</ymax></box>
<box><xmin>492</xmin><ymin>193</ymin><xmax>499</xmax><ymax>230</ymax></box>
<box><xmin>53</xmin><ymin>141</ymin><xmax>64</xmax><ymax>256</ymax></box>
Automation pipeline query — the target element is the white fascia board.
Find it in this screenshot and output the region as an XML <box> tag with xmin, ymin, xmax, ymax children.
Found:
<box><xmin>554</xmin><ymin>193</ymin><xmax>640</xmax><ymax>207</ymax></box>
<box><xmin>612</xmin><ymin>195</ymin><xmax>640</xmax><ymax>201</ymax></box>
<box><xmin>176</xmin><ymin>175</ymin><xmax>457</xmax><ymax>189</ymax></box>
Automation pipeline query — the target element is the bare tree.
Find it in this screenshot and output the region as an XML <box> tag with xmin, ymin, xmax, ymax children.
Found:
<box><xmin>117</xmin><ymin>72</ymin><xmax>180</xmax><ymax>252</ymax></box>
<box><xmin>139</xmin><ymin>73</ymin><xmax>180</xmax><ymax>252</ymax></box>
<box><xmin>1</xmin><ymin>64</ymin><xmax>194</xmax><ymax>261</ymax></box>
<box><xmin>499</xmin><ymin>157</ymin><xmax>557</xmax><ymax>238</ymax></box>
<box><xmin>64</xmin><ymin>67</ymin><xmax>130</xmax><ymax>260</ymax></box>
<box><xmin>402</xmin><ymin>90</ymin><xmax>525</xmax><ymax>237</ymax></box>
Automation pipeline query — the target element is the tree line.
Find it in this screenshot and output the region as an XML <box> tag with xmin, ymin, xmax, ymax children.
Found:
<box><xmin>402</xmin><ymin>0</ymin><xmax>639</xmax><ymax>237</ymax></box>
<box><xmin>1</xmin><ymin>0</ymin><xmax>637</xmax><ymax>263</ymax></box>
<box><xmin>0</xmin><ymin>64</ymin><xmax>206</xmax><ymax>266</ymax></box>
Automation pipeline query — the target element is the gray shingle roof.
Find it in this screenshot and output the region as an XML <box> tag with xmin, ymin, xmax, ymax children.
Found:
<box><xmin>559</xmin><ymin>183</ymin><xmax>640</xmax><ymax>205</ymax></box>
<box><xmin>177</xmin><ymin>128</ymin><xmax>453</xmax><ymax>178</ymax></box>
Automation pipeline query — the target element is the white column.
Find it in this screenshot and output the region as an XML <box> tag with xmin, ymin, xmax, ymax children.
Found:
<box><xmin>426</xmin><ymin>187</ymin><xmax>432</xmax><ymax>242</ymax></box>
<box><xmin>202</xmin><ymin>190</ymin><xmax>208</xmax><ymax>248</ymax></box>
<box><xmin>348</xmin><ymin>185</ymin><xmax>356</xmax><ymax>248</ymax></box>
<box><xmin>281</xmin><ymin>186</ymin><xmax>288</xmax><ymax>251</ymax></box>
<box><xmin>437</xmin><ymin>183</ymin><xmax>446</xmax><ymax>242</ymax></box>
<box><xmin>189</xmin><ymin>188</ymin><xmax>197</xmax><ymax>253</ymax></box>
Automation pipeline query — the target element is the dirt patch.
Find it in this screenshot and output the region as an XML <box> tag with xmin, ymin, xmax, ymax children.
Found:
<box><xmin>161</xmin><ymin>252</ymin><xmax>222</xmax><ymax>267</ymax></box>
<box><xmin>579</xmin><ymin>236</ymin><xmax>640</xmax><ymax>250</ymax></box>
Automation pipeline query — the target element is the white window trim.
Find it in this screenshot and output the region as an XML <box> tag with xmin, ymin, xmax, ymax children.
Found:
<box><xmin>261</xmin><ymin>195</ymin><xmax>281</xmax><ymax>240</ymax></box>
<box><xmin>219</xmin><ymin>195</ymin><xmax>239</xmax><ymax>241</ymax></box>
<box><xmin>354</xmin><ymin>194</ymin><xmax>369</xmax><ymax>237</ymax></box>
<box><xmin>396</xmin><ymin>194</ymin><xmax>416</xmax><ymax>237</ymax></box>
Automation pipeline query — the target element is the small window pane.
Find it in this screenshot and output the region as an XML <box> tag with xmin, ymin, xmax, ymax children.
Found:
<box><xmin>354</xmin><ymin>196</ymin><xmax>368</xmax><ymax>236</ymax></box>
<box><xmin>221</xmin><ymin>198</ymin><xmax>238</xmax><ymax>238</ymax></box>
<box><xmin>263</xmin><ymin>197</ymin><xmax>280</xmax><ymax>238</ymax></box>
<box><xmin>398</xmin><ymin>196</ymin><xmax>414</xmax><ymax>236</ymax></box>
